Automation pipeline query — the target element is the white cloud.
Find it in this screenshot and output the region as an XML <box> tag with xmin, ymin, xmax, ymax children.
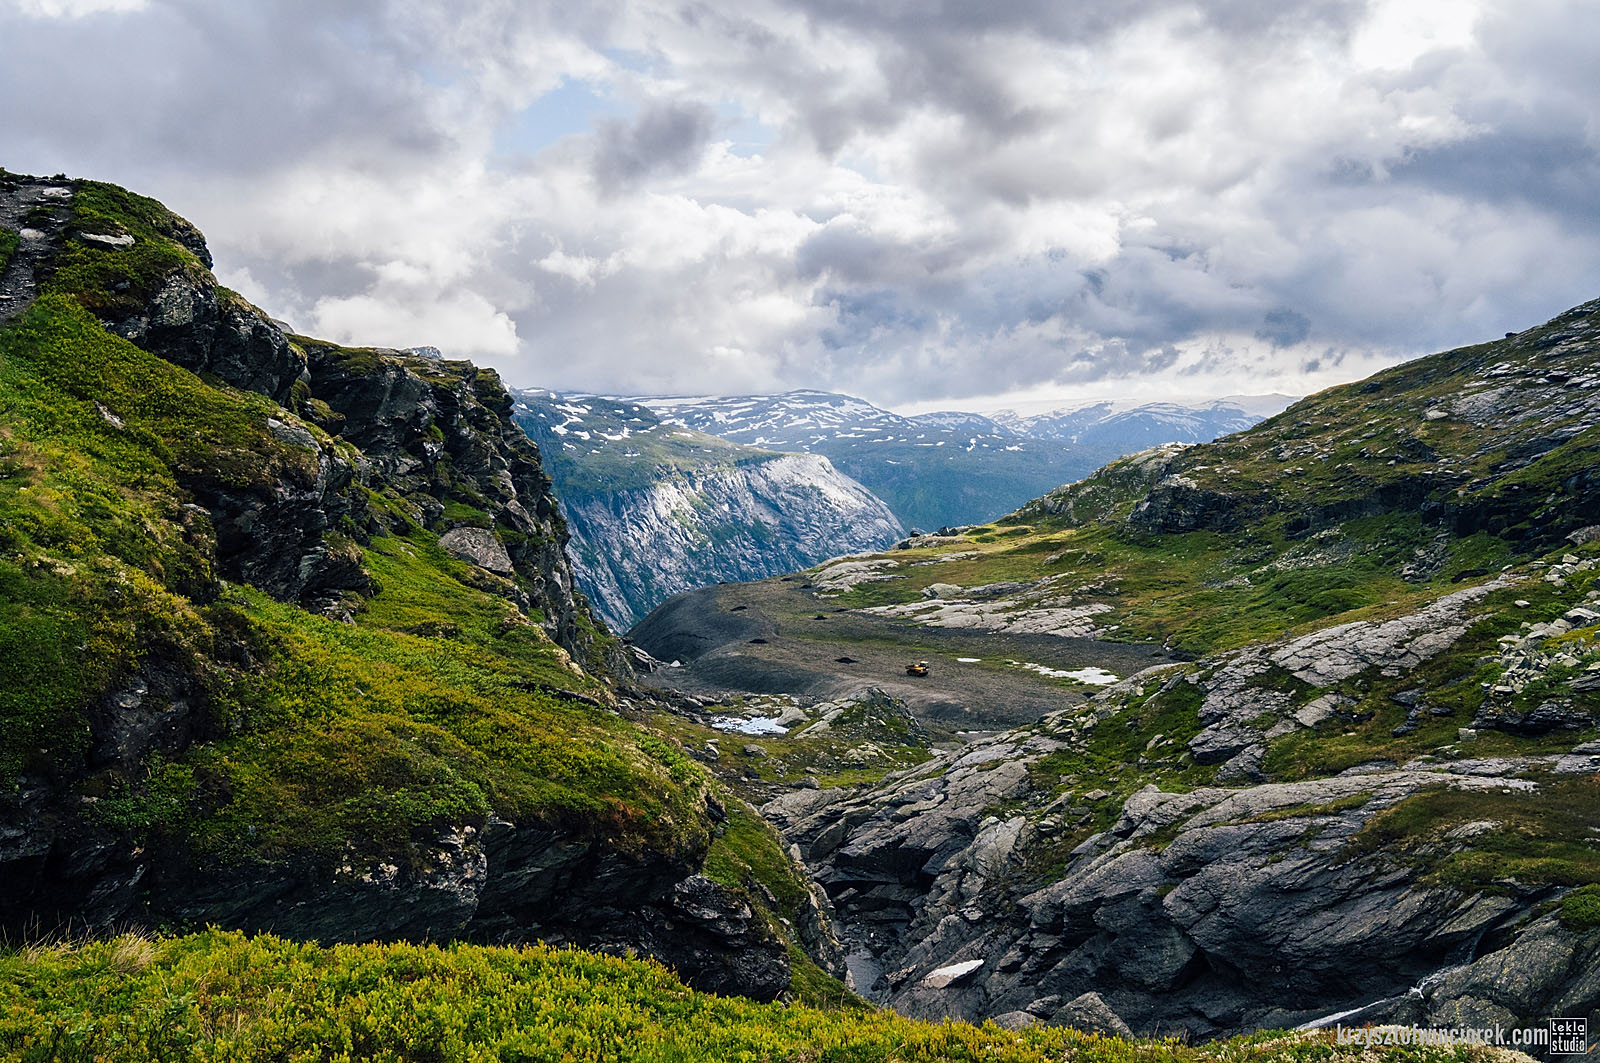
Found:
<box><xmin>9</xmin><ymin>0</ymin><xmax>145</xmax><ymax>17</ymax></box>
<box><xmin>3</xmin><ymin>0</ymin><xmax>1597</xmax><ymax>406</ymax></box>
<box><xmin>310</xmin><ymin>289</ymin><xmax>520</xmax><ymax>360</ymax></box>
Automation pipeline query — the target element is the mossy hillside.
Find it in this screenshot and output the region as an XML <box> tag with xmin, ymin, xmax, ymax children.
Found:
<box><xmin>0</xmin><ymin>226</ymin><xmax>18</xmax><ymax>275</ymax></box>
<box><xmin>0</xmin><ymin>294</ymin><xmax>317</xmax><ymax>780</ymax></box>
<box><xmin>0</xmin><ymin>295</ymin><xmax>706</xmax><ymax>880</ymax></box>
<box><xmin>44</xmin><ymin>180</ymin><xmax>212</xmax><ymax>319</ymax></box>
<box><xmin>817</xmin><ymin>513</ymin><xmax>1463</xmax><ymax>658</ymax></box>
<box><xmin>804</xmin><ymin>300</ymin><xmax>1600</xmax><ymax>660</ymax></box>
<box><xmin>1346</xmin><ymin>773</ymin><xmax>1600</xmax><ymax>891</ymax></box>
<box><xmin>810</xmin><ymin>539</ymin><xmax>1600</xmax><ymax>897</ymax></box>
<box><xmin>1159</xmin><ymin>309</ymin><xmax>1600</xmax><ymax>532</ymax></box>
<box><xmin>0</xmin><ymin>930</ymin><xmax>1528</xmax><ymax>1063</ymax></box>
<box><xmin>139</xmin><ymin>586</ymin><xmax>708</xmax><ymax>871</ymax></box>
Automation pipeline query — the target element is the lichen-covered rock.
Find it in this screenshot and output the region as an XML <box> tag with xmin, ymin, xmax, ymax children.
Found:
<box><xmin>440</xmin><ymin>527</ymin><xmax>515</xmax><ymax>575</ymax></box>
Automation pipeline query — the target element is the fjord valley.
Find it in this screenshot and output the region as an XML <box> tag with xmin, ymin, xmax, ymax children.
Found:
<box><xmin>512</xmin><ymin>388</ymin><xmax>904</xmax><ymax>630</ymax></box>
<box><xmin>2</xmin><ymin>166</ymin><xmax>1598</xmax><ymax>1063</ymax></box>
<box><xmin>513</xmin><ymin>388</ymin><xmax>1268</xmax><ymax>631</ymax></box>
<box><xmin>632</xmin><ymin>294</ymin><xmax>1600</xmax><ymax>1036</ymax></box>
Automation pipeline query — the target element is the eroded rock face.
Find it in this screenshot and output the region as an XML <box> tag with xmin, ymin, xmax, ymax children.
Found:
<box><xmin>135</xmin><ymin>822</ymin><xmax>791</xmax><ymax>1000</ymax></box>
<box><xmin>112</xmin><ymin>272</ymin><xmax>308</xmax><ymax>406</ymax></box>
<box><xmin>772</xmin><ymin>740</ymin><xmax>1595</xmax><ymax>1037</ymax></box>
<box><xmin>764</xmin><ymin>578</ymin><xmax>1600</xmax><ymax>1039</ymax></box>
<box><xmin>308</xmin><ymin>347</ymin><xmax>601</xmax><ymax>664</ymax></box>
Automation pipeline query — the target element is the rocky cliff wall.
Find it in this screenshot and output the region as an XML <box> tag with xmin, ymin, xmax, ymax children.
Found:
<box><xmin>560</xmin><ymin>452</ymin><xmax>904</xmax><ymax>631</ymax></box>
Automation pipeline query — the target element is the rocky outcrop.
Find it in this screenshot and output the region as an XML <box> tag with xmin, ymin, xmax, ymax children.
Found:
<box><xmin>6</xmin><ymin>796</ymin><xmax>789</xmax><ymax>998</ymax></box>
<box><xmin>306</xmin><ymin>346</ymin><xmax>601</xmax><ymax>661</ymax></box>
<box><xmin>1</xmin><ymin>173</ymin><xmax>799</xmax><ymax>998</ymax></box>
<box><xmin>771</xmin><ymin>733</ymin><xmax>1597</xmax><ymax>1038</ymax></box>
<box><xmin>762</xmin><ymin>572</ymin><xmax>1600</xmax><ymax>1038</ymax></box>
<box><xmin>1</xmin><ymin>175</ymin><xmax>72</xmax><ymax>324</ymax></box>
<box><xmin>558</xmin><ymin>452</ymin><xmax>904</xmax><ymax>631</ymax></box>
<box><xmin>111</xmin><ymin>275</ymin><xmax>308</xmax><ymax>405</ymax></box>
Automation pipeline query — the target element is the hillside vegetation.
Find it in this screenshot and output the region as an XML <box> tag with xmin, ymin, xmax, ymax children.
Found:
<box><xmin>0</xmin><ymin>169</ymin><xmax>818</xmax><ymax>998</ymax></box>
<box><xmin>0</xmin><ymin>930</ymin><xmax>1528</xmax><ymax>1063</ymax></box>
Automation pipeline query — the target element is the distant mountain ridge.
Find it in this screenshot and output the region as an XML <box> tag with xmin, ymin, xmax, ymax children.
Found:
<box><xmin>989</xmin><ymin>398</ymin><xmax>1280</xmax><ymax>451</ymax></box>
<box><xmin>628</xmin><ymin>389</ymin><xmax>1277</xmax><ymax>531</ymax></box>
<box><xmin>512</xmin><ymin>389</ymin><xmax>903</xmax><ymax>629</ymax></box>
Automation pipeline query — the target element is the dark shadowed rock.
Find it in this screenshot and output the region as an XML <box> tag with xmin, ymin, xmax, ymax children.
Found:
<box><xmin>1051</xmin><ymin>992</ymin><xmax>1134</xmax><ymax>1038</ymax></box>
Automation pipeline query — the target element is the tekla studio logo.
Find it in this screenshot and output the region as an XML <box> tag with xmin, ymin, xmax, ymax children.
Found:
<box><xmin>1548</xmin><ymin>1017</ymin><xmax>1588</xmax><ymax>1056</ymax></box>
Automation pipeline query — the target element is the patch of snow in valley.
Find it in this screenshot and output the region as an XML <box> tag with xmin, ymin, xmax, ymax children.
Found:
<box><xmin>1019</xmin><ymin>663</ymin><xmax>1119</xmax><ymax>684</ymax></box>
<box><xmin>710</xmin><ymin>715</ymin><xmax>789</xmax><ymax>735</ymax></box>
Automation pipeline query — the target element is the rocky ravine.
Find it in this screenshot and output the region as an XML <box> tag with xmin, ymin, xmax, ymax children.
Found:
<box><xmin>764</xmin><ymin>560</ymin><xmax>1600</xmax><ymax>1038</ymax></box>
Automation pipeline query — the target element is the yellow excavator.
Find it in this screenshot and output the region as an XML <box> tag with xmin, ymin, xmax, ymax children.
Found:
<box><xmin>905</xmin><ymin>660</ymin><xmax>930</xmax><ymax>677</ymax></box>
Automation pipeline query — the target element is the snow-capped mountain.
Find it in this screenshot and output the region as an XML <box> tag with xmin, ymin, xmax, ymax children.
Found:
<box><xmin>625</xmin><ymin>390</ymin><xmax>1281</xmax><ymax>532</ymax></box>
<box><xmin>990</xmin><ymin>396</ymin><xmax>1290</xmax><ymax>448</ymax></box>
<box><xmin>512</xmin><ymin>389</ymin><xmax>903</xmax><ymax>629</ymax></box>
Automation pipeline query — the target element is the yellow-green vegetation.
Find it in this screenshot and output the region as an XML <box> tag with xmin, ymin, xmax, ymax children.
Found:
<box><xmin>1347</xmin><ymin>773</ymin><xmax>1600</xmax><ymax>891</ymax></box>
<box><xmin>0</xmin><ymin>930</ymin><xmax>1528</xmax><ymax>1063</ymax></box>
<box><xmin>0</xmin><ymin>226</ymin><xmax>18</xmax><ymax>275</ymax></box>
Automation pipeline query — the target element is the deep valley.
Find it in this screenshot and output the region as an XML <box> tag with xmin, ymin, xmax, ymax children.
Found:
<box><xmin>2</xmin><ymin>166</ymin><xmax>1597</xmax><ymax>1062</ymax></box>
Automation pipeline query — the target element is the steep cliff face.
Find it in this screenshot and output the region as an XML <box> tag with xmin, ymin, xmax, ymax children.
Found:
<box><xmin>0</xmin><ymin>170</ymin><xmax>800</xmax><ymax>999</ymax></box>
<box><xmin>564</xmin><ymin>453</ymin><xmax>903</xmax><ymax>632</ymax></box>
<box><xmin>514</xmin><ymin>390</ymin><xmax>904</xmax><ymax>630</ymax></box>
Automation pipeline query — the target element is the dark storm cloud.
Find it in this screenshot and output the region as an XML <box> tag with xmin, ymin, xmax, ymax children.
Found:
<box><xmin>1256</xmin><ymin>308</ymin><xmax>1312</xmax><ymax>348</ymax></box>
<box><xmin>591</xmin><ymin>101</ymin><xmax>717</xmax><ymax>190</ymax></box>
<box><xmin>1389</xmin><ymin>128</ymin><xmax>1600</xmax><ymax>230</ymax></box>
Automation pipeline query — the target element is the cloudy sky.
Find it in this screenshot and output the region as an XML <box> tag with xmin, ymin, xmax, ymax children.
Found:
<box><xmin>3</xmin><ymin>0</ymin><xmax>1598</xmax><ymax>411</ymax></box>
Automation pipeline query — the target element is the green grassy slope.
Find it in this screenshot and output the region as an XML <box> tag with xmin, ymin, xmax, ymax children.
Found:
<box><xmin>0</xmin><ymin>291</ymin><xmax>702</xmax><ymax>884</ymax></box>
<box><xmin>0</xmin><ymin>930</ymin><xmax>1525</xmax><ymax>1063</ymax></box>
<box><xmin>815</xmin><ymin>300</ymin><xmax>1600</xmax><ymax>659</ymax></box>
<box><xmin>0</xmin><ymin>173</ymin><xmax>840</xmax><ymax>996</ymax></box>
